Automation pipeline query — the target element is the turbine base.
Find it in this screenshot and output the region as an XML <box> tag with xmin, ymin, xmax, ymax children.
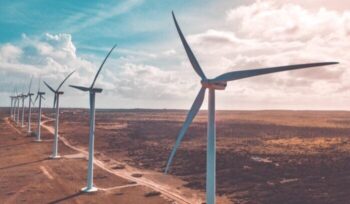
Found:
<box><xmin>49</xmin><ymin>155</ymin><xmax>61</xmax><ymax>159</ymax></box>
<box><xmin>81</xmin><ymin>186</ymin><xmax>98</xmax><ymax>193</ymax></box>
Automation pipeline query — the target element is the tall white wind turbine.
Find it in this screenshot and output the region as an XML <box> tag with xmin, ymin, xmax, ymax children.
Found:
<box><xmin>20</xmin><ymin>91</ymin><xmax>27</xmax><ymax>128</ymax></box>
<box><xmin>70</xmin><ymin>45</ymin><xmax>116</xmax><ymax>192</ymax></box>
<box><xmin>27</xmin><ymin>77</ymin><xmax>34</xmax><ymax>134</ymax></box>
<box><xmin>14</xmin><ymin>89</ymin><xmax>21</xmax><ymax>126</ymax></box>
<box><xmin>165</xmin><ymin>12</ymin><xmax>339</xmax><ymax>204</ymax></box>
<box><xmin>10</xmin><ymin>95</ymin><xmax>15</xmax><ymax>119</ymax></box>
<box><xmin>33</xmin><ymin>79</ymin><xmax>45</xmax><ymax>142</ymax></box>
<box><xmin>13</xmin><ymin>88</ymin><xmax>19</xmax><ymax>122</ymax></box>
<box><xmin>16</xmin><ymin>92</ymin><xmax>20</xmax><ymax>126</ymax></box>
<box><xmin>44</xmin><ymin>71</ymin><xmax>75</xmax><ymax>159</ymax></box>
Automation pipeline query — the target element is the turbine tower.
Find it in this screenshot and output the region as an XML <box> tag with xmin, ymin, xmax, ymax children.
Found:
<box><xmin>20</xmin><ymin>92</ymin><xmax>27</xmax><ymax>128</ymax></box>
<box><xmin>70</xmin><ymin>45</ymin><xmax>116</xmax><ymax>193</ymax></box>
<box><xmin>16</xmin><ymin>93</ymin><xmax>21</xmax><ymax>126</ymax></box>
<box><xmin>44</xmin><ymin>71</ymin><xmax>75</xmax><ymax>159</ymax></box>
<box><xmin>165</xmin><ymin>11</ymin><xmax>339</xmax><ymax>204</ymax></box>
<box><xmin>13</xmin><ymin>88</ymin><xmax>19</xmax><ymax>122</ymax></box>
<box><xmin>27</xmin><ymin>77</ymin><xmax>34</xmax><ymax>134</ymax></box>
<box><xmin>9</xmin><ymin>96</ymin><xmax>14</xmax><ymax>119</ymax></box>
<box><xmin>33</xmin><ymin>79</ymin><xmax>45</xmax><ymax>142</ymax></box>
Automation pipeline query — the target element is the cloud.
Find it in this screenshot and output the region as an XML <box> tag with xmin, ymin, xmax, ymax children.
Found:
<box><xmin>2</xmin><ymin>1</ymin><xmax>350</xmax><ymax>110</ymax></box>
<box><xmin>0</xmin><ymin>33</ymin><xmax>95</xmax><ymax>93</ymax></box>
<box><xmin>62</xmin><ymin>0</ymin><xmax>144</xmax><ymax>33</ymax></box>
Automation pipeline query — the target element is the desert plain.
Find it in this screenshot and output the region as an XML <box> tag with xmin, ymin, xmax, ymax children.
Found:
<box><xmin>1</xmin><ymin>108</ymin><xmax>350</xmax><ymax>204</ymax></box>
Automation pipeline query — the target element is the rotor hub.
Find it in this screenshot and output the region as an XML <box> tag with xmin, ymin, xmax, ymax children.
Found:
<box><xmin>201</xmin><ymin>80</ymin><xmax>227</xmax><ymax>90</ymax></box>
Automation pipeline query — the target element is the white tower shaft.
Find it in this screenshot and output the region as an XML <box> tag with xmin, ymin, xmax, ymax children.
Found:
<box><xmin>82</xmin><ymin>91</ymin><xmax>98</xmax><ymax>192</ymax></box>
<box><xmin>21</xmin><ymin>97</ymin><xmax>25</xmax><ymax>127</ymax></box>
<box><xmin>36</xmin><ymin>95</ymin><xmax>43</xmax><ymax>142</ymax></box>
<box><xmin>28</xmin><ymin>95</ymin><xmax>32</xmax><ymax>133</ymax></box>
<box><xmin>206</xmin><ymin>88</ymin><xmax>216</xmax><ymax>204</ymax></box>
<box><xmin>51</xmin><ymin>94</ymin><xmax>60</xmax><ymax>158</ymax></box>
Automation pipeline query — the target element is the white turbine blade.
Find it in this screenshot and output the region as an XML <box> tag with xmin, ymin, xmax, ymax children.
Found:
<box><xmin>213</xmin><ymin>62</ymin><xmax>339</xmax><ymax>82</ymax></box>
<box><xmin>165</xmin><ymin>87</ymin><xmax>206</xmax><ymax>174</ymax></box>
<box><xmin>53</xmin><ymin>94</ymin><xmax>57</xmax><ymax>109</ymax></box>
<box><xmin>69</xmin><ymin>85</ymin><xmax>90</xmax><ymax>92</ymax></box>
<box><xmin>90</xmin><ymin>44</ymin><xmax>117</xmax><ymax>89</ymax></box>
<box><xmin>172</xmin><ymin>11</ymin><xmax>207</xmax><ymax>80</ymax></box>
<box><xmin>38</xmin><ymin>77</ymin><xmax>41</xmax><ymax>92</ymax></box>
<box><xmin>33</xmin><ymin>94</ymin><xmax>39</xmax><ymax>105</ymax></box>
<box><xmin>42</xmin><ymin>96</ymin><xmax>46</xmax><ymax>100</ymax></box>
<box><xmin>28</xmin><ymin>76</ymin><xmax>33</xmax><ymax>94</ymax></box>
<box><xmin>57</xmin><ymin>70</ymin><xmax>75</xmax><ymax>91</ymax></box>
<box><xmin>44</xmin><ymin>81</ymin><xmax>56</xmax><ymax>93</ymax></box>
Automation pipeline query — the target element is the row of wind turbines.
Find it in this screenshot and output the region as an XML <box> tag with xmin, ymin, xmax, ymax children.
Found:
<box><xmin>7</xmin><ymin>12</ymin><xmax>339</xmax><ymax>204</ymax></box>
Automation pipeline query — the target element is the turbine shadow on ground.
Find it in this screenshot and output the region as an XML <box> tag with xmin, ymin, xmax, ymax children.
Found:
<box><xmin>47</xmin><ymin>192</ymin><xmax>84</xmax><ymax>204</ymax></box>
<box><xmin>0</xmin><ymin>158</ymin><xmax>48</xmax><ymax>170</ymax></box>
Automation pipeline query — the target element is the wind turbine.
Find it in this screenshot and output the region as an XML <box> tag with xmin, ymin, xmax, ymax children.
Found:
<box><xmin>13</xmin><ymin>88</ymin><xmax>19</xmax><ymax>122</ymax></box>
<box><xmin>16</xmin><ymin>92</ymin><xmax>20</xmax><ymax>126</ymax></box>
<box><xmin>44</xmin><ymin>71</ymin><xmax>75</xmax><ymax>159</ymax></box>
<box><xmin>9</xmin><ymin>95</ymin><xmax>14</xmax><ymax>119</ymax></box>
<box><xmin>165</xmin><ymin>11</ymin><xmax>339</xmax><ymax>204</ymax></box>
<box><xmin>27</xmin><ymin>77</ymin><xmax>34</xmax><ymax>134</ymax></box>
<box><xmin>33</xmin><ymin>79</ymin><xmax>45</xmax><ymax>142</ymax></box>
<box><xmin>70</xmin><ymin>45</ymin><xmax>116</xmax><ymax>193</ymax></box>
<box><xmin>20</xmin><ymin>90</ymin><xmax>27</xmax><ymax>128</ymax></box>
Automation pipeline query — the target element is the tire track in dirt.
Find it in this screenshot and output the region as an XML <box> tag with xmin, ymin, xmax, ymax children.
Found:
<box><xmin>38</xmin><ymin>114</ymin><xmax>199</xmax><ymax>204</ymax></box>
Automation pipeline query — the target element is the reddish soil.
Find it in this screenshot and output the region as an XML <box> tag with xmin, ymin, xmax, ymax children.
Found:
<box><xmin>0</xmin><ymin>109</ymin><xmax>173</xmax><ymax>204</ymax></box>
<box><xmin>56</xmin><ymin>109</ymin><xmax>350</xmax><ymax>204</ymax></box>
<box><xmin>4</xmin><ymin>107</ymin><xmax>350</xmax><ymax>204</ymax></box>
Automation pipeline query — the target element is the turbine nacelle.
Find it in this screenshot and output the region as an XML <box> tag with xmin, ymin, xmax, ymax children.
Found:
<box><xmin>201</xmin><ymin>80</ymin><xmax>227</xmax><ymax>90</ymax></box>
<box><xmin>92</xmin><ymin>88</ymin><xmax>103</xmax><ymax>93</ymax></box>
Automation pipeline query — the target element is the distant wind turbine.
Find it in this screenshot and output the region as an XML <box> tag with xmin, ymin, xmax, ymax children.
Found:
<box><xmin>33</xmin><ymin>79</ymin><xmax>45</xmax><ymax>142</ymax></box>
<box><xmin>20</xmin><ymin>89</ymin><xmax>27</xmax><ymax>128</ymax></box>
<box><xmin>16</xmin><ymin>92</ymin><xmax>20</xmax><ymax>125</ymax></box>
<box><xmin>13</xmin><ymin>88</ymin><xmax>19</xmax><ymax>125</ymax></box>
<box><xmin>27</xmin><ymin>77</ymin><xmax>34</xmax><ymax>134</ymax></box>
<box><xmin>44</xmin><ymin>71</ymin><xmax>75</xmax><ymax>159</ymax></box>
<box><xmin>165</xmin><ymin>11</ymin><xmax>339</xmax><ymax>204</ymax></box>
<box><xmin>9</xmin><ymin>89</ymin><xmax>16</xmax><ymax>119</ymax></box>
<box><xmin>70</xmin><ymin>45</ymin><xmax>116</xmax><ymax>192</ymax></box>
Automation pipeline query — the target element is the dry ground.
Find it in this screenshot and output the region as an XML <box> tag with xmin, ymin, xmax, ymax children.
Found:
<box><xmin>0</xmin><ymin>109</ymin><xmax>174</xmax><ymax>204</ymax></box>
<box><xmin>3</xmin><ymin>108</ymin><xmax>350</xmax><ymax>204</ymax></box>
<box><xmin>57</xmin><ymin>109</ymin><xmax>350</xmax><ymax>204</ymax></box>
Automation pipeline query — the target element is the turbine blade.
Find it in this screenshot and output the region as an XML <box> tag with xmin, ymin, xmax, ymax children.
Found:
<box><xmin>69</xmin><ymin>85</ymin><xmax>90</xmax><ymax>92</ymax></box>
<box><xmin>28</xmin><ymin>76</ymin><xmax>33</xmax><ymax>94</ymax></box>
<box><xmin>213</xmin><ymin>62</ymin><xmax>339</xmax><ymax>82</ymax></box>
<box><xmin>172</xmin><ymin>11</ymin><xmax>207</xmax><ymax>80</ymax></box>
<box><xmin>164</xmin><ymin>87</ymin><xmax>206</xmax><ymax>174</ymax></box>
<box><xmin>53</xmin><ymin>94</ymin><xmax>57</xmax><ymax>109</ymax></box>
<box><xmin>33</xmin><ymin>94</ymin><xmax>39</xmax><ymax>105</ymax></box>
<box><xmin>57</xmin><ymin>70</ymin><xmax>75</xmax><ymax>91</ymax></box>
<box><xmin>38</xmin><ymin>77</ymin><xmax>41</xmax><ymax>92</ymax></box>
<box><xmin>90</xmin><ymin>44</ymin><xmax>117</xmax><ymax>89</ymax></box>
<box><xmin>44</xmin><ymin>81</ymin><xmax>56</xmax><ymax>93</ymax></box>
<box><xmin>42</xmin><ymin>96</ymin><xmax>46</xmax><ymax>100</ymax></box>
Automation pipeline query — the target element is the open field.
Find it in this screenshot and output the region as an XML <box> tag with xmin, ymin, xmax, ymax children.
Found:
<box><xmin>2</xmin><ymin>108</ymin><xmax>350</xmax><ymax>203</ymax></box>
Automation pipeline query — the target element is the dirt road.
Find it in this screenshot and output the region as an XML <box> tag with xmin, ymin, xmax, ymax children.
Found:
<box><xmin>40</xmin><ymin>114</ymin><xmax>203</xmax><ymax>204</ymax></box>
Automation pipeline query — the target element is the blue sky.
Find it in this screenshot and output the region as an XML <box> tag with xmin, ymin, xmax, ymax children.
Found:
<box><xmin>1</xmin><ymin>0</ymin><xmax>349</xmax><ymax>109</ymax></box>
<box><xmin>0</xmin><ymin>0</ymin><xmax>245</xmax><ymax>56</ymax></box>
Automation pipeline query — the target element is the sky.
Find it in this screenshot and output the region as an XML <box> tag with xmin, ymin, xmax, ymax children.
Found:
<box><xmin>1</xmin><ymin>0</ymin><xmax>350</xmax><ymax>110</ymax></box>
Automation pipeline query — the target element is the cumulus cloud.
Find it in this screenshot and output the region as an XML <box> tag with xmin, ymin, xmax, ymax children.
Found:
<box><xmin>178</xmin><ymin>0</ymin><xmax>349</xmax><ymax>109</ymax></box>
<box><xmin>0</xmin><ymin>32</ymin><xmax>193</xmax><ymax>108</ymax></box>
<box><xmin>2</xmin><ymin>1</ymin><xmax>350</xmax><ymax>109</ymax></box>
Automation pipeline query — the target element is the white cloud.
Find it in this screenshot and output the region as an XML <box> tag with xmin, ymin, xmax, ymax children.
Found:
<box><xmin>2</xmin><ymin>1</ymin><xmax>350</xmax><ymax>110</ymax></box>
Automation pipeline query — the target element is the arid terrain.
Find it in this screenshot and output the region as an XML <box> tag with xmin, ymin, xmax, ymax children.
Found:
<box><xmin>2</xmin><ymin>108</ymin><xmax>350</xmax><ymax>204</ymax></box>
